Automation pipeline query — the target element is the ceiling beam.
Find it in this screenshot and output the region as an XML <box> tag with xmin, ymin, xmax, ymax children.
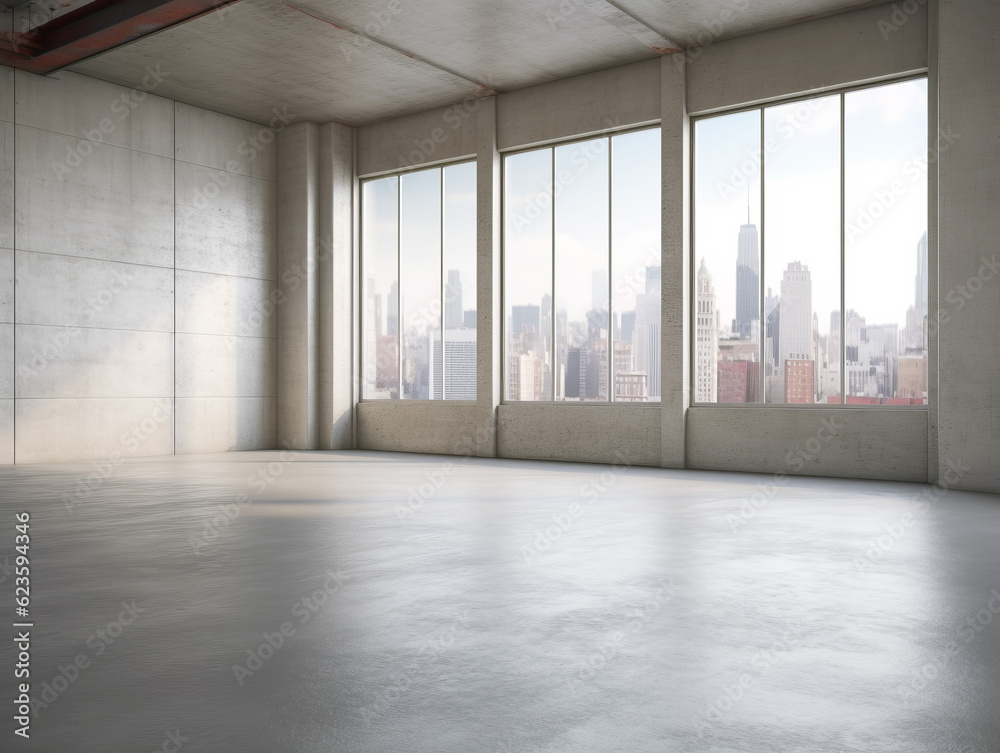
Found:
<box><xmin>577</xmin><ymin>0</ymin><xmax>682</xmax><ymax>54</ymax></box>
<box><xmin>0</xmin><ymin>0</ymin><xmax>243</xmax><ymax>74</ymax></box>
<box><xmin>282</xmin><ymin>2</ymin><xmax>497</xmax><ymax>96</ymax></box>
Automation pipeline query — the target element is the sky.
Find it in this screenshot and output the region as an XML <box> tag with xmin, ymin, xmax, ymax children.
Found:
<box><xmin>362</xmin><ymin>161</ymin><xmax>477</xmax><ymax>339</ymax></box>
<box><xmin>694</xmin><ymin>77</ymin><xmax>928</xmax><ymax>336</ymax></box>
<box><xmin>362</xmin><ymin>76</ymin><xmax>927</xmax><ymax>351</ymax></box>
<box><xmin>504</xmin><ymin>127</ymin><xmax>661</xmax><ymax>325</ymax></box>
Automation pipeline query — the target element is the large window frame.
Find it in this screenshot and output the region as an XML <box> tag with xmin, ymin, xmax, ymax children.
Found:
<box><xmin>359</xmin><ymin>158</ymin><xmax>478</xmax><ymax>403</ymax></box>
<box><xmin>501</xmin><ymin>125</ymin><xmax>663</xmax><ymax>406</ymax></box>
<box><xmin>689</xmin><ymin>74</ymin><xmax>929</xmax><ymax>409</ymax></box>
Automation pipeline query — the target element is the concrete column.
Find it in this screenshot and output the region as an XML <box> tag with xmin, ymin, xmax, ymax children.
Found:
<box><xmin>936</xmin><ymin>0</ymin><xmax>1000</xmax><ymax>492</ymax></box>
<box><xmin>475</xmin><ymin>96</ymin><xmax>501</xmax><ymax>456</ymax></box>
<box><xmin>926</xmin><ymin>0</ymin><xmax>940</xmax><ymax>484</ymax></box>
<box><xmin>277</xmin><ymin>122</ymin><xmax>319</xmax><ymax>449</ymax></box>
<box><xmin>318</xmin><ymin>122</ymin><xmax>354</xmax><ymax>449</ymax></box>
<box><xmin>660</xmin><ymin>56</ymin><xmax>690</xmax><ymax>469</ymax></box>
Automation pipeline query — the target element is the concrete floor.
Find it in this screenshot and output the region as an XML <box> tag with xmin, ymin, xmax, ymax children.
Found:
<box><xmin>1</xmin><ymin>450</ymin><xmax>998</xmax><ymax>752</ymax></box>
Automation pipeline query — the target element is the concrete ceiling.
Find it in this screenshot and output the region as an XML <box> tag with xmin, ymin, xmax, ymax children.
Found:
<box><xmin>3</xmin><ymin>0</ymin><xmax>99</xmax><ymax>27</ymax></box>
<box><xmin>66</xmin><ymin>0</ymin><xmax>880</xmax><ymax>127</ymax></box>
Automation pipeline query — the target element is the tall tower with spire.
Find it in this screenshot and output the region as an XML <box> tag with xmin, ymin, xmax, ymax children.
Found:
<box><xmin>696</xmin><ymin>258</ymin><xmax>718</xmax><ymax>403</ymax></box>
<box><xmin>734</xmin><ymin>200</ymin><xmax>760</xmax><ymax>340</ymax></box>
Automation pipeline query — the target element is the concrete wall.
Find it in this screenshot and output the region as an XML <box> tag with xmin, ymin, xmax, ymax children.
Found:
<box><xmin>497</xmin><ymin>405</ymin><xmax>661</xmax><ymax>467</ymax></box>
<box><xmin>687</xmin><ymin>408</ymin><xmax>929</xmax><ymax>482</ymax></box>
<box><xmin>936</xmin><ymin>0</ymin><xmax>1000</xmax><ymax>493</ymax></box>
<box><xmin>685</xmin><ymin>2</ymin><xmax>928</xmax><ymax>114</ymax></box>
<box><xmin>9</xmin><ymin>0</ymin><xmax>996</xmax><ymax>492</ymax></box>
<box><xmin>496</xmin><ymin>58</ymin><xmax>660</xmax><ymax>149</ymax></box>
<box><xmin>353</xmin><ymin>1</ymin><xmax>945</xmax><ymax>486</ymax></box>
<box><xmin>357</xmin><ymin>402</ymin><xmax>481</xmax><ymax>455</ymax></box>
<box><xmin>2</xmin><ymin>69</ymin><xmax>278</xmax><ymax>463</ymax></box>
<box><xmin>0</xmin><ymin>66</ymin><xmax>13</xmax><ymax>464</ymax></box>
<box><xmin>357</xmin><ymin>101</ymin><xmax>478</xmax><ymax>178</ymax></box>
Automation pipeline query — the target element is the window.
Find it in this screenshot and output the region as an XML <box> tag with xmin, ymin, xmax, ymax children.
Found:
<box><xmin>503</xmin><ymin>127</ymin><xmax>661</xmax><ymax>403</ymax></box>
<box><xmin>693</xmin><ymin>78</ymin><xmax>927</xmax><ymax>406</ymax></box>
<box><xmin>362</xmin><ymin>161</ymin><xmax>477</xmax><ymax>400</ymax></box>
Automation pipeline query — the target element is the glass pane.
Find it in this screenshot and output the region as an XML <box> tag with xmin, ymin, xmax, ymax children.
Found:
<box><xmin>611</xmin><ymin>128</ymin><xmax>661</xmax><ymax>403</ymax></box>
<box><xmin>763</xmin><ymin>94</ymin><xmax>841</xmax><ymax>404</ymax></box>
<box><xmin>400</xmin><ymin>168</ymin><xmax>441</xmax><ymax>399</ymax></box>
<box><xmin>555</xmin><ymin>138</ymin><xmax>609</xmax><ymax>401</ymax></box>
<box><xmin>442</xmin><ymin>161</ymin><xmax>477</xmax><ymax>400</ymax></box>
<box><xmin>504</xmin><ymin>149</ymin><xmax>553</xmax><ymax>401</ymax></box>
<box><xmin>362</xmin><ymin>176</ymin><xmax>398</xmax><ymax>399</ymax></box>
<box><xmin>693</xmin><ymin>112</ymin><xmax>762</xmax><ymax>403</ymax></box>
<box><xmin>845</xmin><ymin>79</ymin><xmax>927</xmax><ymax>404</ymax></box>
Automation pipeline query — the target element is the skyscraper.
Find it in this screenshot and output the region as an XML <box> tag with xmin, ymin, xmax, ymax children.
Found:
<box><xmin>565</xmin><ymin>348</ymin><xmax>585</xmax><ymax>399</ymax></box>
<box><xmin>632</xmin><ymin>265</ymin><xmax>661</xmax><ymax>400</ymax></box>
<box><xmin>695</xmin><ymin>258</ymin><xmax>718</xmax><ymax>402</ymax></box>
<box><xmin>734</xmin><ymin>222</ymin><xmax>760</xmax><ymax>340</ymax></box>
<box><xmin>511</xmin><ymin>305</ymin><xmax>540</xmax><ymax>338</ymax></box>
<box><xmin>620</xmin><ymin>310</ymin><xmax>636</xmax><ymax>346</ymax></box>
<box><xmin>778</xmin><ymin>262</ymin><xmax>812</xmax><ymax>364</ymax></box>
<box><xmin>432</xmin><ymin>328</ymin><xmax>477</xmax><ymax>400</ymax></box>
<box><xmin>774</xmin><ymin>262</ymin><xmax>812</xmax><ymax>403</ymax></box>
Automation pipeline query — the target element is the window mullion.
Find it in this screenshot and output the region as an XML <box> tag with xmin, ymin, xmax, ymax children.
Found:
<box><xmin>608</xmin><ymin>136</ymin><xmax>614</xmax><ymax>403</ymax></box>
<box><xmin>840</xmin><ymin>92</ymin><xmax>846</xmax><ymax>404</ymax></box>
<box><xmin>440</xmin><ymin>168</ymin><xmax>445</xmax><ymax>401</ymax></box>
<box><xmin>759</xmin><ymin>107</ymin><xmax>766</xmax><ymax>403</ymax></box>
<box><xmin>551</xmin><ymin>148</ymin><xmax>557</xmax><ymax>402</ymax></box>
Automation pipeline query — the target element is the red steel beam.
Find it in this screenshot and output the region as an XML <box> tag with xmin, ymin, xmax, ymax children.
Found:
<box><xmin>0</xmin><ymin>0</ymin><xmax>243</xmax><ymax>74</ymax></box>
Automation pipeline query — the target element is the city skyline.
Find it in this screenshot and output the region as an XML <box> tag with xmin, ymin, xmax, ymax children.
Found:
<box><xmin>695</xmin><ymin>78</ymin><xmax>927</xmax><ymax>339</ymax></box>
<box><xmin>696</xmin><ymin>228</ymin><xmax>928</xmax><ymax>404</ymax></box>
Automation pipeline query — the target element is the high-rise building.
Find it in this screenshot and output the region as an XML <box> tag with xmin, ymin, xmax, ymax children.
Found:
<box><xmin>778</xmin><ymin>262</ymin><xmax>812</xmax><ymax>364</ymax></box>
<box><xmin>615</xmin><ymin>372</ymin><xmax>647</xmax><ymax>402</ymax></box>
<box><xmin>432</xmin><ymin>328</ymin><xmax>477</xmax><ymax>400</ymax></box>
<box><xmin>565</xmin><ymin>348</ymin><xmax>585</xmax><ymax>399</ymax></box>
<box><xmin>734</xmin><ymin>222</ymin><xmax>760</xmax><ymax>339</ymax></box>
<box><xmin>632</xmin><ymin>266</ymin><xmax>661</xmax><ymax>400</ymax></box>
<box><xmin>620</xmin><ymin>310</ymin><xmax>636</xmax><ymax>345</ymax></box>
<box><xmin>784</xmin><ymin>358</ymin><xmax>815</xmax><ymax>403</ymax></box>
<box><xmin>585</xmin><ymin>345</ymin><xmax>606</xmax><ymax>399</ymax></box>
<box><xmin>613</xmin><ymin>340</ymin><xmax>633</xmax><ymax>378</ymax></box>
<box><xmin>845</xmin><ymin>309</ymin><xmax>864</xmax><ymax>364</ymax></box>
<box><xmin>463</xmin><ymin>310</ymin><xmax>477</xmax><ymax>329</ymax></box>
<box><xmin>863</xmin><ymin>323</ymin><xmax>898</xmax><ymax>398</ymax></box>
<box><xmin>586</xmin><ymin>308</ymin><xmax>608</xmax><ymax>339</ymax></box>
<box><xmin>511</xmin><ymin>305</ymin><xmax>540</xmax><ymax>338</ymax></box>
<box><xmin>445</xmin><ymin>270</ymin><xmax>463</xmax><ymax>329</ymax></box>
<box><xmin>764</xmin><ymin>288</ymin><xmax>780</xmax><ymax>371</ymax></box>
<box><xmin>375</xmin><ymin>334</ymin><xmax>398</xmax><ymax>396</ymax></box>
<box><xmin>645</xmin><ymin>265</ymin><xmax>661</xmax><ymax>293</ymax></box>
<box><xmin>897</xmin><ymin>355</ymin><xmax>927</xmax><ymax>401</ymax></box>
<box><xmin>718</xmin><ymin>360</ymin><xmax>759</xmax><ymax>403</ymax></box>
<box><xmin>508</xmin><ymin>352</ymin><xmax>544</xmax><ymax>401</ymax></box>
<box><xmin>695</xmin><ymin>258</ymin><xmax>718</xmax><ymax>402</ymax></box>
